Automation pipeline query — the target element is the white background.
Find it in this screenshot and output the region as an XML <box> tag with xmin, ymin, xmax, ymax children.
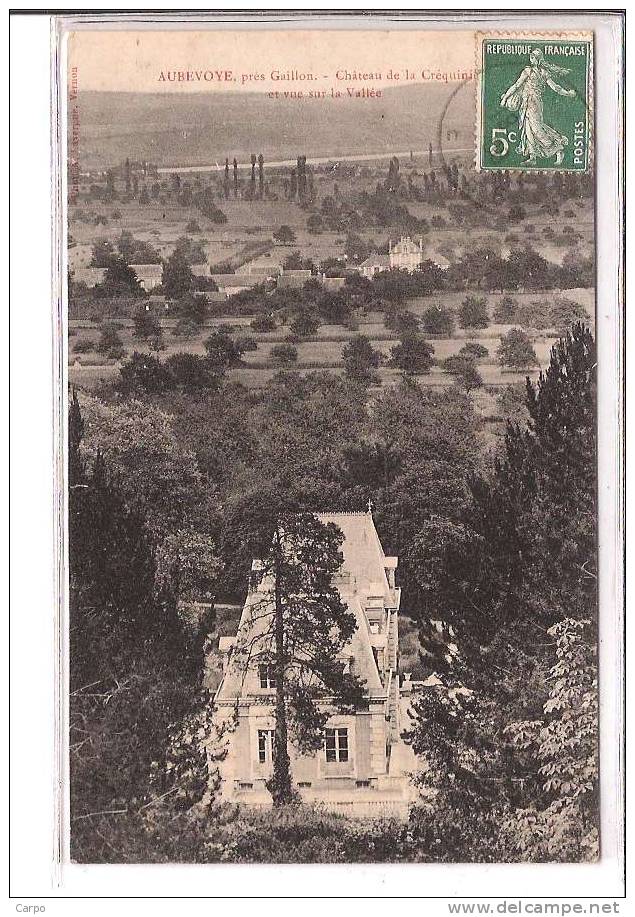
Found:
<box><xmin>8</xmin><ymin>6</ymin><xmax>627</xmax><ymax>909</ymax></box>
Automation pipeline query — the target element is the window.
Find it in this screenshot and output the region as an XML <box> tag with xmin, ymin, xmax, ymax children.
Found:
<box><xmin>325</xmin><ymin>727</ymin><xmax>349</xmax><ymax>763</ymax></box>
<box><xmin>258</xmin><ymin>729</ymin><xmax>275</xmax><ymax>764</ymax></box>
<box><xmin>258</xmin><ymin>664</ymin><xmax>276</xmax><ymax>689</ymax></box>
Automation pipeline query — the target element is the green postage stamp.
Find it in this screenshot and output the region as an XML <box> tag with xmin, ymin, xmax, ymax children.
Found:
<box><xmin>476</xmin><ymin>33</ymin><xmax>593</xmax><ymax>172</ymax></box>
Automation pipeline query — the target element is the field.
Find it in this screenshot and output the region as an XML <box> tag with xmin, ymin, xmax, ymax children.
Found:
<box><xmin>68</xmin><ymin>132</ymin><xmax>594</xmax><ymax>420</ymax></box>
<box><xmin>68</xmin><ymin>286</ymin><xmax>594</xmax><ymax>401</ymax></box>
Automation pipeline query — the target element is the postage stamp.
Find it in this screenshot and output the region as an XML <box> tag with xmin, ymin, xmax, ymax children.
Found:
<box><xmin>476</xmin><ymin>33</ymin><xmax>593</xmax><ymax>172</ymax></box>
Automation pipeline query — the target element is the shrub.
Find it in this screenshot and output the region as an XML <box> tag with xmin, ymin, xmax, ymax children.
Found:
<box><xmin>390</xmin><ymin>334</ymin><xmax>434</xmax><ymax>374</ymax></box>
<box><xmin>459</xmin><ymin>295</ymin><xmax>489</xmax><ymax>329</ymax></box>
<box><xmin>290</xmin><ymin>310</ymin><xmax>320</xmax><ymax>338</ymax></box>
<box><xmin>271</xmin><ymin>343</ymin><xmax>298</xmax><ymax>366</ymax></box>
<box><xmin>250</xmin><ymin>315</ymin><xmax>276</xmax><ymax>333</ymax></box>
<box><xmin>494</xmin><ymin>296</ymin><xmax>517</xmax><ymax>323</ymax></box>
<box><xmin>421</xmin><ymin>305</ymin><xmax>455</xmax><ymax>337</ymax></box>
<box><xmin>273</xmin><ymin>225</ymin><xmax>296</xmax><ymax>244</ymax></box>
<box><xmin>498</xmin><ymin>328</ymin><xmax>539</xmax><ymax>368</ymax></box>
<box><xmin>235</xmin><ymin>335</ymin><xmax>258</xmax><ymax>352</ymax></box>
<box><xmin>164</xmin><ymin>352</ymin><xmax>222</xmax><ymax>390</ymax></box>
<box><xmin>459</xmin><ymin>342</ymin><xmax>489</xmax><ymax>360</ymax></box>
<box><xmin>384</xmin><ymin>310</ymin><xmax>420</xmax><ymax>335</ymax></box>
<box><xmin>72</xmin><ymin>338</ymin><xmax>95</xmax><ymax>354</ymax></box>
<box><xmin>342</xmin><ymin>334</ymin><xmax>381</xmax><ymax>384</ymax></box>
<box><xmin>97</xmin><ymin>321</ymin><xmax>124</xmax><ymax>354</ymax></box>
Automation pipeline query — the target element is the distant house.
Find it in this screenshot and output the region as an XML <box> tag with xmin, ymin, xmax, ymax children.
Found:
<box><xmin>211</xmin><ymin>274</ymin><xmax>262</xmax><ymax>298</ymax></box>
<box><xmin>430</xmin><ymin>254</ymin><xmax>451</xmax><ymax>271</ymax></box>
<box><xmin>72</xmin><ymin>266</ymin><xmax>106</xmax><ymax>288</ymax></box>
<box><xmin>195</xmin><ymin>291</ymin><xmax>227</xmax><ymax>305</ymax></box>
<box><xmin>277</xmin><ymin>269</ymin><xmax>314</xmax><ymax>289</ymax></box>
<box><xmin>389</xmin><ymin>237</ymin><xmax>424</xmax><ymax>272</ymax></box>
<box><xmin>130</xmin><ymin>263</ymin><xmax>163</xmax><ymax>291</ymax></box>
<box><xmin>319</xmin><ymin>275</ymin><xmax>347</xmax><ymax>292</ymax></box>
<box><xmin>236</xmin><ymin>260</ymin><xmax>284</xmax><ymax>279</ymax></box>
<box><xmin>213</xmin><ymin>510</ymin><xmax>418</xmax><ymax>818</ymax></box>
<box><xmin>358</xmin><ymin>237</ymin><xmax>425</xmax><ymax>279</ymax></box>
<box><xmin>359</xmin><ymin>254</ymin><xmax>391</xmax><ymax>280</ymax></box>
<box><xmin>190</xmin><ymin>263</ymin><xmax>211</xmax><ymax>279</ymax></box>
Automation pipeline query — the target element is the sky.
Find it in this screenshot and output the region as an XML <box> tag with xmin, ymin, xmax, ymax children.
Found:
<box><xmin>67</xmin><ymin>28</ymin><xmax>476</xmax><ymax>94</ymax></box>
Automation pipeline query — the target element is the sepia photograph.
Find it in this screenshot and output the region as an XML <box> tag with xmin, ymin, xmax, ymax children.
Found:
<box><xmin>63</xmin><ymin>23</ymin><xmax>601</xmax><ymax>867</ymax></box>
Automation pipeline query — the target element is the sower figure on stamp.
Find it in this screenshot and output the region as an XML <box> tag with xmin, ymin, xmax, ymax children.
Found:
<box><xmin>500</xmin><ymin>48</ymin><xmax>576</xmax><ymax>165</ymax></box>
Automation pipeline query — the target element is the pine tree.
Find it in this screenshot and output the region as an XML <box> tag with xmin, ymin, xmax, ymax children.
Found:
<box><xmin>235</xmin><ymin>513</ymin><xmax>364</xmax><ymax>805</ymax></box>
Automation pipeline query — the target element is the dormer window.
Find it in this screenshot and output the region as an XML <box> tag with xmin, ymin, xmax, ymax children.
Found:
<box><xmin>258</xmin><ymin>664</ymin><xmax>277</xmax><ymax>689</ymax></box>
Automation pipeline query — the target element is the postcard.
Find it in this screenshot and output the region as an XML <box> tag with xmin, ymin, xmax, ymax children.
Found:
<box><xmin>61</xmin><ymin>20</ymin><xmax>608</xmax><ymax>869</ymax></box>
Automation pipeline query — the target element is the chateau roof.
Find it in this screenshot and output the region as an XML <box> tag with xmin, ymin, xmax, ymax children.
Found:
<box><xmin>215</xmin><ymin>512</ymin><xmax>397</xmax><ymax>703</ymax></box>
<box><xmin>391</xmin><ymin>236</ymin><xmax>422</xmax><ymax>254</ymax></box>
<box><xmin>315</xmin><ymin>512</ymin><xmax>393</xmax><ymax>605</ymax></box>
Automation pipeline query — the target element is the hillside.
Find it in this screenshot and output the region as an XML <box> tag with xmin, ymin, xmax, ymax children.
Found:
<box><xmin>73</xmin><ymin>83</ymin><xmax>475</xmax><ymax>170</ymax></box>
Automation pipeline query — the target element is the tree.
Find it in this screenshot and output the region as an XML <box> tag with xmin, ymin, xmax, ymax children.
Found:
<box><xmin>454</xmin><ymin>360</ymin><xmax>483</xmax><ymax>394</ymax></box>
<box><xmin>234</xmin><ymin>513</ymin><xmax>364</xmax><ymax>805</ymax></box>
<box><xmin>290</xmin><ymin>309</ymin><xmax>319</xmax><ymax>338</ymax></box>
<box><xmin>68</xmin><ymin>393</ymin><xmax>204</xmax><ymax>843</ymax></box>
<box><xmin>235</xmin><ymin>334</ymin><xmax>258</xmax><ymax>353</ymax></box>
<box><xmin>498</xmin><ymin>328</ymin><xmax>539</xmax><ymax>369</ymax></box>
<box><xmin>306</xmin><ymin>213</ymin><xmax>324</xmax><ymax>234</ymax></box>
<box><xmin>550</xmin><ymin>298</ymin><xmax>589</xmax><ymax>334</ymax></box>
<box><xmin>251</xmin><ymin>315</ymin><xmax>276</xmax><ymax>333</ymax></box>
<box><xmin>271</xmin><ymin>343</ymin><xmax>298</xmax><ymax>367</ymax></box>
<box><xmin>494</xmin><ymin>295</ymin><xmax>517</xmax><ymax>323</ymax></box>
<box><xmin>404</xmin><ymin>326</ymin><xmax>597</xmax><ymax>858</ymax></box>
<box><xmin>133</xmin><ymin>305</ymin><xmax>162</xmax><ymax>340</ymax></box>
<box><xmin>390</xmin><ymin>333</ymin><xmax>434</xmax><ymax>374</ymax></box>
<box><xmin>459</xmin><ymin>342</ymin><xmax>489</xmax><ymax>360</ymax></box>
<box><xmin>443</xmin><ymin>355</ymin><xmax>483</xmax><ymax>393</ymax></box>
<box><xmin>173</xmin><ymin>236</ymin><xmax>207</xmax><ymax>265</ymax></box>
<box><xmin>273</xmin><ymin>225</ymin><xmax>296</xmax><ymax>244</ymax></box>
<box><xmin>173</xmin><ymin>317</ymin><xmax>200</xmax><ymax>340</ymax></box>
<box><xmin>503</xmin><ymin>617</ymin><xmax>598</xmax><ymax>861</ymax></box>
<box><xmin>384</xmin><ymin>309</ymin><xmax>420</xmax><ymax>335</ymax></box>
<box><xmin>178</xmin><ymin>293</ymin><xmax>208</xmax><ymax>327</ymax></box>
<box><xmin>342</xmin><ymin>335</ymin><xmax>381</xmax><ymax>384</ymax></box>
<box><xmin>165</xmin><ymin>353</ymin><xmax>223</xmax><ymax>391</ymax></box>
<box><xmin>496</xmin><ymin>383</ymin><xmax>528</xmax><ymax>423</ymax></box>
<box><xmin>162</xmin><ymin>250</ymin><xmax>194</xmax><ymax>298</ymax></box>
<box><xmin>118</xmin><ymin>351</ymin><xmax>173</xmax><ymax>395</ymax></box>
<box><xmin>99</xmin><ymin>258</ymin><xmax>143</xmax><ymax>297</ymax></box>
<box><xmin>78</xmin><ymin>391</ymin><xmax>205</xmax><ymax>539</ymax></box>
<box><xmin>204</xmin><ymin>332</ymin><xmax>244</xmax><ymax>369</ymax></box>
<box><xmin>421</xmin><ymin>304</ymin><xmax>455</xmax><ymax>336</ymax></box>
<box><xmin>459</xmin><ymin>295</ymin><xmax>489</xmax><ymax>329</ymax></box>
<box><xmin>97</xmin><ymin>321</ymin><xmax>124</xmax><ymax>355</ymax></box>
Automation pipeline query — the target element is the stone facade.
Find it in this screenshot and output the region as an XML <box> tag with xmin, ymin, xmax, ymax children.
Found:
<box><xmin>389</xmin><ymin>237</ymin><xmax>424</xmax><ymax>272</ymax></box>
<box><xmin>213</xmin><ymin>511</ymin><xmax>418</xmax><ymax>817</ymax></box>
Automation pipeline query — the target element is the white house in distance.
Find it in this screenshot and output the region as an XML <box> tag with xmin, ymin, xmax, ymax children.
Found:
<box><xmin>359</xmin><ymin>236</ymin><xmax>425</xmax><ymax>279</ymax></box>
<box><xmin>389</xmin><ymin>236</ymin><xmax>425</xmax><ymax>271</ymax></box>
<box><xmin>213</xmin><ymin>511</ymin><xmax>418</xmax><ymax>817</ymax></box>
<box><xmin>130</xmin><ymin>263</ymin><xmax>163</xmax><ymax>291</ymax></box>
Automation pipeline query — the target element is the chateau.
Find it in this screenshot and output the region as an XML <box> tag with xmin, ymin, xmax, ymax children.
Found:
<box><xmin>213</xmin><ymin>511</ymin><xmax>418</xmax><ymax>817</ymax></box>
<box><xmin>359</xmin><ymin>236</ymin><xmax>424</xmax><ymax>278</ymax></box>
